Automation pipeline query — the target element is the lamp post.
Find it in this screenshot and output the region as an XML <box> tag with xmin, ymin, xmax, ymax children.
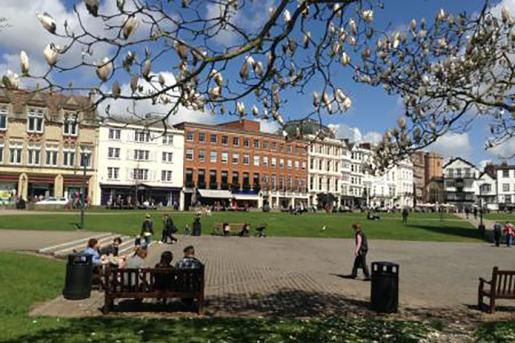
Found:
<box><xmin>478</xmin><ymin>182</ymin><xmax>485</xmax><ymax>237</ymax></box>
<box><xmin>79</xmin><ymin>154</ymin><xmax>89</xmax><ymax>230</ymax></box>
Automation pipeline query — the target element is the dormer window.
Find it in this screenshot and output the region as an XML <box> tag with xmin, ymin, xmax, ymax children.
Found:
<box><xmin>0</xmin><ymin>105</ymin><xmax>7</xmax><ymax>130</ymax></box>
<box><xmin>27</xmin><ymin>107</ymin><xmax>45</xmax><ymax>133</ymax></box>
<box><xmin>64</xmin><ymin>113</ymin><xmax>79</xmax><ymax>136</ymax></box>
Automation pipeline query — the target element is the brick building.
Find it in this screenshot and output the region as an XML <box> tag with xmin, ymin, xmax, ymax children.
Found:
<box><xmin>0</xmin><ymin>88</ymin><xmax>98</xmax><ymax>204</ymax></box>
<box><xmin>175</xmin><ymin>120</ymin><xmax>309</xmax><ymax>210</ymax></box>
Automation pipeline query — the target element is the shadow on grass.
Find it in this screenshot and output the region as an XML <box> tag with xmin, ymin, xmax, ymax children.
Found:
<box><xmin>406</xmin><ymin>223</ymin><xmax>485</xmax><ymax>241</ymax></box>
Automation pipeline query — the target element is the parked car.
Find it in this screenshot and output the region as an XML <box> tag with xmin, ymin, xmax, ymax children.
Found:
<box><xmin>36</xmin><ymin>197</ymin><xmax>69</xmax><ymax>205</ymax></box>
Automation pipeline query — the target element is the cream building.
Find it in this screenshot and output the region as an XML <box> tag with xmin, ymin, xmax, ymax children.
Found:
<box><xmin>93</xmin><ymin>119</ymin><xmax>184</xmax><ymax>208</ymax></box>
<box><xmin>307</xmin><ymin>135</ymin><xmax>344</xmax><ymax>207</ymax></box>
<box><xmin>0</xmin><ymin>89</ymin><xmax>98</xmax><ymax>204</ymax></box>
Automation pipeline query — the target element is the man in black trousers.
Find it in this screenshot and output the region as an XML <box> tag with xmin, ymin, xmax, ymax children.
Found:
<box><xmin>349</xmin><ymin>223</ymin><xmax>370</xmax><ymax>281</ymax></box>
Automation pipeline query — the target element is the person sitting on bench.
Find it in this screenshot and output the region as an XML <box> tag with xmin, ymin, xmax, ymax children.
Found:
<box><xmin>222</xmin><ymin>222</ymin><xmax>231</xmax><ymax>236</ymax></box>
<box><xmin>154</xmin><ymin>251</ymin><xmax>174</xmax><ymax>292</ymax></box>
<box><xmin>239</xmin><ymin>223</ymin><xmax>250</xmax><ymax>237</ymax></box>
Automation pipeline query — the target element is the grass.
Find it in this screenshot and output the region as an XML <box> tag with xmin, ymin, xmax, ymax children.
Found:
<box><xmin>484</xmin><ymin>213</ymin><xmax>515</xmax><ymax>222</ymax></box>
<box><xmin>0</xmin><ymin>211</ymin><xmax>481</xmax><ymax>242</ymax></box>
<box><xmin>475</xmin><ymin>320</ymin><xmax>515</xmax><ymax>342</ymax></box>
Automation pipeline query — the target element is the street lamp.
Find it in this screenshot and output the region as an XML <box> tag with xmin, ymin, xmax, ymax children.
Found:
<box><xmin>477</xmin><ymin>181</ymin><xmax>486</xmax><ymax>237</ymax></box>
<box><xmin>79</xmin><ymin>153</ymin><xmax>89</xmax><ymax>230</ymax></box>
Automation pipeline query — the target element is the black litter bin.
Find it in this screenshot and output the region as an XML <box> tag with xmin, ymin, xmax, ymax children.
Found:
<box><xmin>370</xmin><ymin>261</ymin><xmax>399</xmax><ymax>313</ymax></box>
<box><xmin>63</xmin><ymin>253</ymin><xmax>93</xmax><ymax>300</ymax></box>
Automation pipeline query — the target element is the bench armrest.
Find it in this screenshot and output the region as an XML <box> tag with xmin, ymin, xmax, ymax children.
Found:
<box><xmin>479</xmin><ymin>277</ymin><xmax>491</xmax><ymax>285</ymax></box>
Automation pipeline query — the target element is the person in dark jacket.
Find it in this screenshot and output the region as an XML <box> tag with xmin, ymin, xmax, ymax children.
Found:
<box><xmin>493</xmin><ymin>222</ymin><xmax>502</xmax><ymax>247</ymax></box>
<box><xmin>192</xmin><ymin>216</ymin><xmax>202</xmax><ymax>236</ymax></box>
<box><xmin>141</xmin><ymin>214</ymin><xmax>154</xmax><ymax>248</ymax></box>
<box><xmin>154</xmin><ymin>251</ymin><xmax>174</xmax><ymax>291</ymax></box>
<box><xmin>402</xmin><ymin>208</ymin><xmax>409</xmax><ymax>224</ymax></box>
<box><xmin>100</xmin><ymin>237</ymin><xmax>122</xmax><ymax>256</ymax></box>
<box><xmin>161</xmin><ymin>214</ymin><xmax>178</xmax><ymax>244</ymax></box>
<box><xmin>349</xmin><ymin>223</ymin><xmax>370</xmax><ymax>280</ymax></box>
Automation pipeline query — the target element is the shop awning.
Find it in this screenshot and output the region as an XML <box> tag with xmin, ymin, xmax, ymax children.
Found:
<box><xmin>233</xmin><ymin>193</ymin><xmax>261</xmax><ymax>201</ymax></box>
<box><xmin>198</xmin><ymin>189</ymin><xmax>232</xmax><ymax>199</ymax></box>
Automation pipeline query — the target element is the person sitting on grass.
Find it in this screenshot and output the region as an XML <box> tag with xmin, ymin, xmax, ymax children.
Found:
<box><xmin>222</xmin><ymin>222</ymin><xmax>231</xmax><ymax>236</ymax></box>
<box><xmin>239</xmin><ymin>223</ymin><xmax>250</xmax><ymax>237</ymax></box>
<box><xmin>154</xmin><ymin>251</ymin><xmax>174</xmax><ymax>292</ymax></box>
<box><xmin>175</xmin><ymin>245</ymin><xmax>203</xmax><ymax>269</ymax></box>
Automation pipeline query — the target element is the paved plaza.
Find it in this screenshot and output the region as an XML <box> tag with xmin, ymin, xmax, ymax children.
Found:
<box><xmin>30</xmin><ymin>234</ymin><xmax>515</xmax><ymax>320</ymax></box>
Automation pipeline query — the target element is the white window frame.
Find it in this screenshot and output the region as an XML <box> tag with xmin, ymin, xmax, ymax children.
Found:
<box><xmin>232</xmin><ymin>153</ymin><xmax>239</xmax><ymax>164</ymax></box>
<box><xmin>107</xmin><ymin>167</ymin><xmax>119</xmax><ymax>180</ymax></box>
<box><xmin>45</xmin><ymin>145</ymin><xmax>59</xmax><ymax>166</ymax></box>
<box><xmin>162</xmin><ymin>151</ymin><xmax>174</xmax><ymax>163</ymax></box>
<box><xmin>133</xmin><ymin>168</ymin><xmax>149</xmax><ymax>181</ymax></box>
<box><xmin>9</xmin><ymin>142</ymin><xmax>23</xmax><ymax>165</ymax></box>
<box><xmin>210</xmin><ymin>151</ymin><xmax>217</xmax><ymax>163</ymax></box>
<box><xmin>63</xmin><ymin>148</ymin><xmax>76</xmax><ymax>168</ymax></box>
<box><xmin>134</xmin><ymin>130</ymin><xmax>150</xmax><ymax>142</ymax></box>
<box><xmin>221</xmin><ymin>152</ymin><xmax>228</xmax><ymax>164</ymax></box>
<box><xmin>27</xmin><ymin>144</ymin><xmax>41</xmax><ymax>166</ymax></box>
<box><xmin>161</xmin><ymin>170</ymin><xmax>173</xmax><ymax>182</ymax></box>
<box><xmin>108</xmin><ymin>128</ymin><xmax>121</xmax><ymax>140</ymax></box>
<box><xmin>27</xmin><ymin>107</ymin><xmax>45</xmax><ymax>133</ymax></box>
<box><xmin>198</xmin><ymin>150</ymin><xmax>205</xmax><ymax>162</ymax></box>
<box><xmin>243</xmin><ymin>154</ymin><xmax>250</xmax><ymax>165</ymax></box>
<box><xmin>185</xmin><ymin>149</ymin><xmax>194</xmax><ymax>161</ymax></box>
<box><xmin>80</xmin><ymin>149</ymin><xmax>92</xmax><ymax>168</ymax></box>
<box><xmin>63</xmin><ymin>113</ymin><xmax>79</xmax><ymax>136</ymax></box>
<box><xmin>133</xmin><ymin>149</ymin><xmax>150</xmax><ymax>161</ymax></box>
<box><xmin>253</xmin><ymin>155</ymin><xmax>260</xmax><ymax>167</ymax></box>
<box><xmin>162</xmin><ymin>134</ymin><xmax>174</xmax><ymax>145</ymax></box>
<box><xmin>0</xmin><ymin>105</ymin><xmax>8</xmax><ymax>131</ymax></box>
<box><xmin>108</xmin><ymin>147</ymin><xmax>120</xmax><ymax>159</ymax></box>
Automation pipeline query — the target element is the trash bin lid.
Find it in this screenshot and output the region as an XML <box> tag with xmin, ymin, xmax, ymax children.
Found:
<box><xmin>372</xmin><ymin>261</ymin><xmax>399</xmax><ymax>268</ymax></box>
<box><xmin>68</xmin><ymin>253</ymin><xmax>92</xmax><ymax>264</ymax></box>
<box><xmin>371</xmin><ymin>261</ymin><xmax>399</xmax><ymax>274</ymax></box>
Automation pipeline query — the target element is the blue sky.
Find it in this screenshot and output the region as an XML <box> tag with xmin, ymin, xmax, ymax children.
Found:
<box><xmin>0</xmin><ymin>0</ymin><xmax>513</xmax><ymax>166</ymax></box>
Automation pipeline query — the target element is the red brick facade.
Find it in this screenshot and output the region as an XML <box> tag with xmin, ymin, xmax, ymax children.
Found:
<box><xmin>175</xmin><ymin>120</ymin><xmax>309</xmax><ymax>194</ymax></box>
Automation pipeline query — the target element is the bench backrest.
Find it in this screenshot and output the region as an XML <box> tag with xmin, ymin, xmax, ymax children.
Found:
<box><xmin>492</xmin><ymin>267</ymin><xmax>515</xmax><ymax>296</ymax></box>
<box><xmin>105</xmin><ymin>267</ymin><xmax>204</xmax><ymax>295</ymax></box>
<box><xmin>215</xmin><ymin>223</ymin><xmax>246</xmax><ymax>229</ymax></box>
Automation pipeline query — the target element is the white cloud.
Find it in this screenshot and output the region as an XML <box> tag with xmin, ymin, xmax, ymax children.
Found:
<box><xmin>99</xmin><ymin>72</ymin><xmax>215</xmax><ymax>126</ymax></box>
<box><xmin>428</xmin><ymin>132</ymin><xmax>472</xmax><ymax>159</ymax></box>
<box><xmin>259</xmin><ymin>119</ymin><xmax>280</xmax><ymax>133</ymax></box>
<box><xmin>488</xmin><ymin>136</ymin><xmax>515</xmax><ymax>159</ymax></box>
<box><xmin>479</xmin><ymin>159</ymin><xmax>492</xmax><ymax>170</ymax></box>
<box><xmin>328</xmin><ymin>123</ymin><xmax>382</xmax><ymax>144</ymax></box>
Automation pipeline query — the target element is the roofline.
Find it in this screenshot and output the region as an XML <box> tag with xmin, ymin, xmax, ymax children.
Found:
<box><xmin>442</xmin><ymin>157</ymin><xmax>478</xmax><ymax>170</ymax></box>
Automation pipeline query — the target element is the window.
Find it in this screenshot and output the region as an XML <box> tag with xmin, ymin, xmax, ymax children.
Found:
<box><xmin>210</xmin><ymin>151</ymin><xmax>217</xmax><ymax>163</ymax></box>
<box><xmin>232</xmin><ymin>172</ymin><xmax>239</xmax><ymax>185</ymax></box>
<box><xmin>197</xmin><ymin>169</ymin><xmax>206</xmax><ymax>186</ymax></box>
<box><xmin>254</xmin><ymin>140</ymin><xmax>260</xmax><ymax>148</ymax></box>
<box><xmin>162</xmin><ymin>151</ymin><xmax>173</xmax><ymax>163</ymax></box>
<box><xmin>161</xmin><ymin>134</ymin><xmax>173</xmax><ymax>145</ymax></box>
<box><xmin>134</xmin><ymin>130</ymin><xmax>150</xmax><ymax>142</ymax></box>
<box><xmin>263</xmin><ymin>156</ymin><xmax>269</xmax><ymax>167</ymax></box>
<box><xmin>80</xmin><ymin>149</ymin><xmax>91</xmax><ymax>167</ymax></box>
<box><xmin>199</xmin><ymin>132</ymin><xmax>206</xmax><ymax>143</ymax></box>
<box><xmin>221</xmin><ymin>152</ymin><xmax>228</xmax><ymax>163</ymax></box>
<box><xmin>243</xmin><ymin>154</ymin><xmax>250</xmax><ymax>165</ymax></box>
<box><xmin>63</xmin><ymin>113</ymin><xmax>79</xmax><ymax>136</ymax></box>
<box><xmin>63</xmin><ymin>148</ymin><xmax>76</xmax><ymax>167</ymax></box>
<box><xmin>222</xmin><ymin>135</ymin><xmax>228</xmax><ymax>145</ymax></box>
<box><xmin>503</xmin><ymin>183</ymin><xmax>510</xmax><ymax>192</ymax></box>
<box><xmin>109</xmin><ymin>128</ymin><xmax>121</xmax><ymax>140</ymax></box>
<box><xmin>279</xmin><ymin>159</ymin><xmax>284</xmax><ymax>168</ymax></box>
<box><xmin>161</xmin><ymin>170</ymin><xmax>173</xmax><ymax>182</ymax></box>
<box><xmin>0</xmin><ymin>105</ymin><xmax>8</xmax><ymax>130</ymax></box>
<box><xmin>186</xmin><ymin>131</ymin><xmax>194</xmax><ymax>141</ymax></box>
<box><xmin>133</xmin><ymin>149</ymin><xmax>150</xmax><ymax>161</ymax></box>
<box><xmin>287</xmin><ymin>160</ymin><xmax>292</xmax><ymax>169</ymax></box>
<box><xmin>210</xmin><ymin>134</ymin><xmax>217</xmax><ymax>144</ymax></box>
<box><xmin>27</xmin><ymin>144</ymin><xmax>41</xmax><ymax>166</ymax></box>
<box><xmin>233</xmin><ymin>137</ymin><xmax>240</xmax><ymax>146</ymax></box>
<box><xmin>27</xmin><ymin>107</ymin><xmax>44</xmax><ymax>133</ymax></box>
<box><xmin>9</xmin><ymin>142</ymin><xmax>23</xmax><ymax>165</ymax></box>
<box><xmin>198</xmin><ymin>150</ymin><xmax>205</xmax><ymax>162</ymax></box>
<box><xmin>503</xmin><ymin>170</ymin><xmax>509</xmax><ymax>178</ymax></box>
<box><xmin>133</xmin><ymin>168</ymin><xmax>149</xmax><ymax>180</ymax></box>
<box><xmin>209</xmin><ymin>170</ymin><xmax>217</xmax><ymax>188</ymax></box>
<box><xmin>107</xmin><ymin>167</ymin><xmax>119</xmax><ymax>180</ymax></box>
<box><xmin>0</xmin><ymin>143</ymin><xmax>3</xmax><ymax>163</ymax></box>
<box><xmin>232</xmin><ymin>153</ymin><xmax>239</xmax><ymax>164</ymax></box>
<box><xmin>45</xmin><ymin>145</ymin><xmax>58</xmax><ymax>166</ymax></box>
<box><xmin>295</xmin><ymin>160</ymin><xmax>299</xmax><ymax>169</ymax></box>
<box><xmin>271</xmin><ymin>157</ymin><xmax>277</xmax><ymax>167</ymax></box>
<box><xmin>243</xmin><ymin>138</ymin><xmax>250</xmax><ymax>147</ymax></box>
<box><xmin>271</xmin><ymin>142</ymin><xmax>277</xmax><ymax>150</ymax></box>
<box><xmin>186</xmin><ymin>149</ymin><xmax>194</xmax><ymax>161</ymax></box>
<box><xmin>108</xmin><ymin>147</ymin><xmax>120</xmax><ymax>159</ymax></box>
<box><xmin>253</xmin><ymin>155</ymin><xmax>260</xmax><ymax>166</ymax></box>
<box><xmin>263</xmin><ymin>141</ymin><xmax>269</xmax><ymax>149</ymax></box>
<box><xmin>185</xmin><ymin>169</ymin><xmax>194</xmax><ymax>185</ymax></box>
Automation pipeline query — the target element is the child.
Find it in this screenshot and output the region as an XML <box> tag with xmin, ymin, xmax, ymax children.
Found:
<box><xmin>184</xmin><ymin>224</ymin><xmax>191</xmax><ymax>236</ymax></box>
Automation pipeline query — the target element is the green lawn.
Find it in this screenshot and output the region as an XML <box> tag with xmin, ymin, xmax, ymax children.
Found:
<box><xmin>0</xmin><ymin>211</ymin><xmax>480</xmax><ymax>242</ymax></box>
<box><xmin>484</xmin><ymin>213</ymin><xmax>515</xmax><ymax>222</ymax></box>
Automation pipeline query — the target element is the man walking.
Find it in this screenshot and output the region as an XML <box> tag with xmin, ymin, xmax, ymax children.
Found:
<box><xmin>161</xmin><ymin>213</ymin><xmax>178</xmax><ymax>244</ymax></box>
<box><xmin>493</xmin><ymin>222</ymin><xmax>502</xmax><ymax>247</ymax></box>
<box><xmin>141</xmin><ymin>214</ymin><xmax>154</xmax><ymax>248</ymax></box>
<box><xmin>349</xmin><ymin>223</ymin><xmax>370</xmax><ymax>281</ymax></box>
<box><xmin>402</xmin><ymin>208</ymin><xmax>409</xmax><ymax>224</ymax></box>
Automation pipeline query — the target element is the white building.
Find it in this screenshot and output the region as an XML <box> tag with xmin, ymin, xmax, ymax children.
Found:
<box><xmin>93</xmin><ymin>119</ymin><xmax>184</xmax><ymax>208</ymax></box>
<box><xmin>369</xmin><ymin>159</ymin><xmax>414</xmax><ymax>209</ymax></box>
<box><xmin>443</xmin><ymin>157</ymin><xmax>480</xmax><ymax>211</ymax></box>
<box><xmin>347</xmin><ymin>142</ymin><xmax>374</xmax><ymax>207</ymax></box>
<box><xmin>495</xmin><ymin>163</ymin><xmax>515</xmax><ymax>211</ymax></box>
<box><xmin>476</xmin><ymin>171</ymin><xmax>498</xmax><ymax>211</ymax></box>
<box><xmin>307</xmin><ymin>135</ymin><xmax>344</xmax><ymax>207</ymax></box>
<box><xmin>394</xmin><ymin>159</ymin><xmax>414</xmax><ymax>208</ymax></box>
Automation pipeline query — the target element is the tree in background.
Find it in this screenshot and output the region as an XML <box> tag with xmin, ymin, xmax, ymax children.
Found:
<box><xmin>4</xmin><ymin>0</ymin><xmax>514</xmax><ymax>167</ymax></box>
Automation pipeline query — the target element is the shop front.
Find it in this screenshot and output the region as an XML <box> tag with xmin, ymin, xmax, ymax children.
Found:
<box><xmin>197</xmin><ymin>189</ymin><xmax>232</xmax><ymax>208</ymax></box>
<box><xmin>232</xmin><ymin>192</ymin><xmax>261</xmax><ymax>209</ymax></box>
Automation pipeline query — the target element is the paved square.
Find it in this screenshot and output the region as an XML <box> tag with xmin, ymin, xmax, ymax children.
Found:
<box><xmin>32</xmin><ymin>235</ymin><xmax>515</xmax><ymax>320</ymax></box>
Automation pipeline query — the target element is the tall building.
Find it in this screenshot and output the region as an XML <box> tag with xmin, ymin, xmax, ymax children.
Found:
<box><xmin>443</xmin><ymin>157</ymin><xmax>480</xmax><ymax>210</ymax></box>
<box><xmin>93</xmin><ymin>119</ymin><xmax>184</xmax><ymax>207</ymax></box>
<box><xmin>307</xmin><ymin>135</ymin><xmax>344</xmax><ymax>208</ymax></box>
<box><xmin>423</xmin><ymin>152</ymin><xmax>443</xmax><ymax>202</ymax></box>
<box><xmin>175</xmin><ymin>120</ymin><xmax>309</xmax><ymax>210</ymax></box>
<box><xmin>0</xmin><ymin>89</ymin><xmax>98</xmax><ymax>204</ymax></box>
<box><xmin>411</xmin><ymin>151</ymin><xmax>425</xmax><ymax>205</ymax></box>
<box><xmin>488</xmin><ymin>162</ymin><xmax>515</xmax><ymax>211</ymax></box>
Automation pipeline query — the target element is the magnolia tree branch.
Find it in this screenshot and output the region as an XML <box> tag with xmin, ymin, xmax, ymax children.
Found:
<box><xmin>4</xmin><ymin>0</ymin><xmax>514</xmax><ymax>169</ymax></box>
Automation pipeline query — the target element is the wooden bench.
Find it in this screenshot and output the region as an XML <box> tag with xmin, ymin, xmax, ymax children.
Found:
<box><xmin>212</xmin><ymin>223</ymin><xmax>246</xmax><ymax>236</ymax></box>
<box><xmin>103</xmin><ymin>267</ymin><xmax>205</xmax><ymax>314</ymax></box>
<box><xmin>478</xmin><ymin>266</ymin><xmax>515</xmax><ymax>313</ymax></box>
